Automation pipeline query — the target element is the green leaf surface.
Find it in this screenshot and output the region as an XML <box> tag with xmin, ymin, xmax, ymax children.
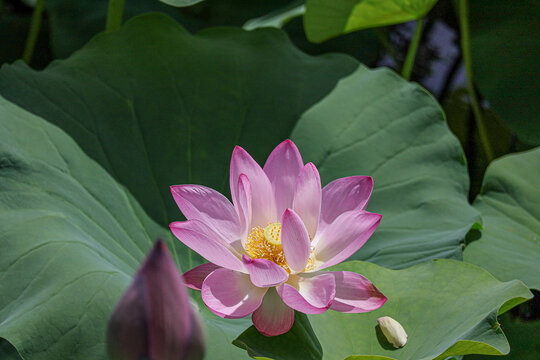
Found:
<box><xmin>233</xmin><ymin>312</ymin><xmax>322</xmax><ymax>360</ymax></box>
<box><xmin>1</xmin><ymin>14</ymin><xmax>481</xmax><ymax>269</ymax></box>
<box><xmin>44</xmin><ymin>0</ymin><xmax>182</xmax><ymax>58</ymax></box>
<box><xmin>44</xmin><ymin>0</ymin><xmax>295</xmax><ymax>58</ymax></box>
<box><xmin>45</xmin><ymin>0</ymin><xmax>383</xmax><ymax>66</ymax></box>
<box><xmin>304</xmin><ymin>0</ymin><xmax>438</xmax><ymax>42</ymax></box>
<box><xmin>234</xmin><ymin>260</ymin><xmax>532</xmax><ymax>359</ymax></box>
<box><xmin>292</xmin><ymin>66</ymin><xmax>480</xmax><ymax>269</ymax></box>
<box><xmin>0</xmin><ymin>13</ymin><xmax>357</xmax><ymax>228</ymax></box>
<box><xmin>463</xmin><ymin>148</ymin><xmax>540</xmax><ymax>290</ymax></box>
<box><xmin>284</xmin><ymin>18</ymin><xmax>383</xmax><ymax>66</ymax></box>
<box><xmin>465</xmin><ymin>314</ymin><xmax>540</xmax><ymax>360</ymax></box>
<box><xmin>0</xmin><ymin>14</ymin><xmax>478</xmax><ymax>270</ymax></box>
<box><xmin>0</xmin><ymin>97</ymin><xmax>250</xmax><ymax>359</ymax></box>
<box><xmin>243</xmin><ymin>1</ymin><xmax>304</xmax><ymax>30</ymax></box>
<box><xmin>0</xmin><ymin>11</ymin><xmax>534</xmax><ymax>360</ymax></box>
<box><xmin>470</xmin><ymin>0</ymin><xmax>540</xmax><ymax>145</ymax></box>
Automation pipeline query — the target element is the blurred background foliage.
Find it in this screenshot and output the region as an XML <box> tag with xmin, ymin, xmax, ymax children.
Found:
<box><xmin>0</xmin><ymin>0</ymin><xmax>538</xmax><ymax>359</ymax></box>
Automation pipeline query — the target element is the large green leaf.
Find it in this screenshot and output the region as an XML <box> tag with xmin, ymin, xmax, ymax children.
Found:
<box><xmin>45</xmin><ymin>0</ymin><xmax>182</xmax><ymax>58</ymax></box>
<box><xmin>0</xmin><ymin>12</ymin><xmax>533</xmax><ymax>360</ymax></box>
<box><xmin>241</xmin><ymin>0</ymin><xmax>385</xmax><ymax>67</ymax></box>
<box><xmin>0</xmin><ymin>14</ymin><xmax>478</xmax><ymax>270</ymax></box>
<box><xmin>470</xmin><ymin>0</ymin><xmax>540</xmax><ymax>145</ymax></box>
<box><xmin>304</xmin><ymin>0</ymin><xmax>438</xmax><ymax>42</ymax></box>
<box><xmin>0</xmin><ymin>15</ymin><xmax>479</xmax><ymax>270</ymax></box>
<box><xmin>282</xmin><ymin>17</ymin><xmax>383</xmax><ymax>66</ymax></box>
<box><xmin>465</xmin><ymin>314</ymin><xmax>540</xmax><ymax>360</ymax></box>
<box><xmin>233</xmin><ymin>260</ymin><xmax>532</xmax><ymax>359</ymax></box>
<box><xmin>44</xmin><ymin>0</ymin><xmax>294</xmax><ymax>58</ymax></box>
<box><xmin>1</xmin><ymin>14</ymin><xmax>480</xmax><ymax>270</ymax></box>
<box><xmin>0</xmin><ymin>13</ymin><xmax>357</xmax><ymax>227</ymax></box>
<box><xmin>243</xmin><ymin>1</ymin><xmax>304</xmax><ymax>30</ymax></box>
<box><xmin>233</xmin><ymin>312</ymin><xmax>322</xmax><ymax>360</ymax></box>
<box><xmin>292</xmin><ymin>66</ymin><xmax>480</xmax><ymax>269</ymax></box>
<box><xmin>463</xmin><ymin>148</ymin><xmax>540</xmax><ymax>290</ymax></box>
<box><xmin>0</xmin><ymin>97</ymin><xmax>250</xmax><ymax>359</ymax></box>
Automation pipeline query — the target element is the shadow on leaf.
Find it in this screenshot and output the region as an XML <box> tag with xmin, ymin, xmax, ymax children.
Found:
<box><xmin>233</xmin><ymin>312</ymin><xmax>322</xmax><ymax>360</ymax></box>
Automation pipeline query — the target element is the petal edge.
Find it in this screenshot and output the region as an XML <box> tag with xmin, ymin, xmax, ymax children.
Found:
<box><xmin>242</xmin><ymin>255</ymin><xmax>289</xmax><ymax>287</ymax></box>
<box><xmin>281</xmin><ymin>208</ymin><xmax>311</xmax><ymax>274</ymax></box>
<box><xmin>183</xmin><ymin>263</ymin><xmax>221</xmax><ymax>291</ymax></box>
<box><xmin>201</xmin><ymin>268</ymin><xmax>267</xmax><ymax>319</ymax></box>
<box><xmin>263</xmin><ymin>139</ymin><xmax>304</xmax><ymax>217</ymax></box>
<box><xmin>170</xmin><ymin>184</ymin><xmax>240</xmax><ymax>243</ymax></box>
<box><xmin>320</xmin><ymin>176</ymin><xmax>374</xmax><ymax>229</ymax></box>
<box><xmin>277</xmin><ymin>273</ymin><xmax>335</xmax><ymax>314</ymax></box>
<box><xmin>329</xmin><ymin>271</ymin><xmax>387</xmax><ymax>313</ymax></box>
<box><xmin>252</xmin><ymin>287</ymin><xmax>295</xmax><ymax>336</ymax></box>
<box><xmin>230</xmin><ymin>146</ymin><xmax>276</xmax><ymax>227</ymax></box>
<box><xmin>170</xmin><ymin>220</ymin><xmax>245</xmax><ymax>272</ymax></box>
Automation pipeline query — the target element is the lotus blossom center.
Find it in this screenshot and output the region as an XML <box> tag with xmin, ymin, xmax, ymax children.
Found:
<box><xmin>263</xmin><ymin>222</ymin><xmax>282</xmax><ymax>246</ymax></box>
<box><xmin>246</xmin><ymin>223</ymin><xmax>289</xmax><ymax>271</ymax></box>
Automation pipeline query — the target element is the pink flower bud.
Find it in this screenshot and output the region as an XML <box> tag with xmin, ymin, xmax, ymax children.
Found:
<box><xmin>107</xmin><ymin>240</ymin><xmax>204</xmax><ymax>360</ymax></box>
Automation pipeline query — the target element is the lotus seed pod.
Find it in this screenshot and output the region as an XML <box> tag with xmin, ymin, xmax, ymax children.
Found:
<box><xmin>377</xmin><ymin>316</ymin><xmax>407</xmax><ymax>348</ymax></box>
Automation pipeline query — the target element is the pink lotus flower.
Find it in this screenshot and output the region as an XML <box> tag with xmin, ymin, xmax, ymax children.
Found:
<box><xmin>170</xmin><ymin>140</ymin><xmax>386</xmax><ymax>336</ymax></box>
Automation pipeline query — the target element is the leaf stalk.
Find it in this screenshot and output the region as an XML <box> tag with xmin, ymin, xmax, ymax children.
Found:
<box><xmin>401</xmin><ymin>18</ymin><xmax>424</xmax><ymax>81</ymax></box>
<box><xmin>106</xmin><ymin>0</ymin><xmax>126</xmax><ymax>32</ymax></box>
<box><xmin>458</xmin><ymin>0</ymin><xmax>494</xmax><ymax>162</ymax></box>
<box><xmin>23</xmin><ymin>0</ymin><xmax>45</xmax><ymax>64</ymax></box>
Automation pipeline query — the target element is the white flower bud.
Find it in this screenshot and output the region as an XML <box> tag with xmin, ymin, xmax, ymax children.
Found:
<box><xmin>377</xmin><ymin>316</ymin><xmax>407</xmax><ymax>348</ymax></box>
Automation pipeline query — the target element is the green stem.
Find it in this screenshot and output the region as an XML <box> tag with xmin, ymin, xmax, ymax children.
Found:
<box><xmin>22</xmin><ymin>0</ymin><xmax>45</xmax><ymax>65</ymax></box>
<box><xmin>458</xmin><ymin>0</ymin><xmax>494</xmax><ymax>161</ymax></box>
<box><xmin>401</xmin><ymin>18</ymin><xmax>424</xmax><ymax>80</ymax></box>
<box><xmin>105</xmin><ymin>0</ymin><xmax>125</xmax><ymax>32</ymax></box>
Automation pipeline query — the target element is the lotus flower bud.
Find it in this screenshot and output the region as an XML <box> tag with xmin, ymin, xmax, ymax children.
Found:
<box><xmin>107</xmin><ymin>240</ymin><xmax>204</xmax><ymax>360</ymax></box>
<box><xmin>377</xmin><ymin>316</ymin><xmax>407</xmax><ymax>348</ymax></box>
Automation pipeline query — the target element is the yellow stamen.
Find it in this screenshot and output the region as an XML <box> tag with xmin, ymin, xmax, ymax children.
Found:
<box><xmin>246</xmin><ymin>222</ymin><xmax>316</xmax><ymax>273</ymax></box>
<box><xmin>246</xmin><ymin>223</ymin><xmax>288</xmax><ymax>271</ymax></box>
